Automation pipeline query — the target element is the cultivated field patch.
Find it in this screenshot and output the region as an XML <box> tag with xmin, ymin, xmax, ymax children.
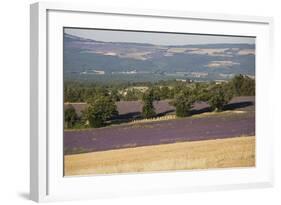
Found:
<box><xmin>64</xmin><ymin>136</ymin><xmax>255</xmax><ymax>176</ymax></box>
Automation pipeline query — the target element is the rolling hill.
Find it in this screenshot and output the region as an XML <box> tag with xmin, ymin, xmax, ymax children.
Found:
<box><xmin>63</xmin><ymin>33</ymin><xmax>255</xmax><ymax>83</ymax></box>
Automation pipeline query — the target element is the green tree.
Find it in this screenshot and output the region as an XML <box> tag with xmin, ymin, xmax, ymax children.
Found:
<box><xmin>193</xmin><ymin>83</ymin><xmax>209</xmax><ymax>102</ymax></box>
<box><xmin>231</xmin><ymin>74</ymin><xmax>244</xmax><ymax>96</ymax></box>
<box><xmin>208</xmin><ymin>84</ymin><xmax>233</xmax><ymax>112</ymax></box>
<box><xmin>150</xmin><ymin>86</ymin><xmax>161</xmax><ymax>101</ymax></box>
<box><xmin>229</xmin><ymin>74</ymin><xmax>255</xmax><ymax>96</ymax></box>
<box><xmin>142</xmin><ymin>90</ymin><xmax>156</xmax><ymax>118</ymax></box>
<box><xmin>83</xmin><ymin>96</ymin><xmax>118</xmax><ymax>128</ymax></box>
<box><xmin>110</xmin><ymin>88</ymin><xmax>120</xmax><ymax>101</ymax></box>
<box><xmin>64</xmin><ymin>105</ymin><xmax>78</xmax><ymax>128</ymax></box>
<box><xmin>95</xmin><ymin>86</ymin><xmax>109</xmax><ymax>97</ymax></box>
<box><xmin>124</xmin><ymin>88</ymin><xmax>142</xmax><ymax>101</ymax></box>
<box><xmin>160</xmin><ymin>86</ymin><xmax>171</xmax><ymax>99</ymax></box>
<box><xmin>172</xmin><ymin>88</ymin><xmax>195</xmax><ymax>117</ymax></box>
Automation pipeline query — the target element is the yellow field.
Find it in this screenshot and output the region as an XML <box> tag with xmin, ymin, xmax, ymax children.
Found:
<box><xmin>64</xmin><ymin>136</ymin><xmax>255</xmax><ymax>176</ymax></box>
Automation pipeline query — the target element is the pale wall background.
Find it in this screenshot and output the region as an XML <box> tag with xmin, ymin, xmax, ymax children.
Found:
<box><xmin>0</xmin><ymin>0</ymin><xmax>280</xmax><ymax>204</ymax></box>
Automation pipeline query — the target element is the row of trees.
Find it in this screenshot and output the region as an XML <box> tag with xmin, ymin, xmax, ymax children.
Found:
<box><xmin>64</xmin><ymin>84</ymin><xmax>173</xmax><ymax>102</ymax></box>
<box><xmin>64</xmin><ymin>75</ymin><xmax>255</xmax><ymax>128</ymax></box>
<box><xmin>141</xmin><ymin>82</ymin><xmax>233</xmax><ymax>119</ymax></box>
<box><xmin>64</xmin><ymin>75</ymin><xmax>255</xmax><ymax>103</ymax></box>
<box><xmin>64</xmin><ymin>95</ymin><xmax>118</xmax><ymax>129</ymax></box>
<box><xmin>141</xmin><ymin>75</ymin><xmax>253</xmax><ymax>118</ymax></box>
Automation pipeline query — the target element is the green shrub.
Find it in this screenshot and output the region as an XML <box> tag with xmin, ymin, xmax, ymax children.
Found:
<box><xmin>64</xmin><ymin>105</ymin><xmax>78</xmax><ymax>128</ymax></box>
<box><xmin>172</xmin><ymin>88</ymin><xmax>196</xmax><ymax>117</ymax></box>
<box><xmin>83</xmin><ymin>95</ymin><xmax>118</xmax><ymax>128</ymax></box>
<box><xmin>142</xmin><ymin>89</ymin><xmax>156</xmax><ymax>118</ymax></box>
<box><xmin>208</xmin><ymin>84</ymin><xmax>233</xmax><ymax>112</ymax></box>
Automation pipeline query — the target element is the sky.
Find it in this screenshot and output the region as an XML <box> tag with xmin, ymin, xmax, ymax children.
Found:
<box><xmin>64</xmin><ymin>28</ymin><xmax>255</xmax><ymax>46</ymax></box>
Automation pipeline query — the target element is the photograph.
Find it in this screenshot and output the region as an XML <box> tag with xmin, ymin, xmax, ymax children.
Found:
<box><xmin>63</xmin><ymin>28</ymin><xmax>256</xmax><ymax>176</ymax></box>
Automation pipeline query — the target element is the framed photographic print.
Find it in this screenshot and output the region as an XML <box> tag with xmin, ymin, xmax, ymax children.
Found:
<box><xmin>30</xmin><ymin>2</ymin><xmax>274</xmax><ymax>202</ymax></box>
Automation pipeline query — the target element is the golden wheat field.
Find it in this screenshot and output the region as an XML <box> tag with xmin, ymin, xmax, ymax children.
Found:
<box><xmin>64</xmin><ymin>136</ymin><xmax>255</xmax><ymax>176</ymax></box>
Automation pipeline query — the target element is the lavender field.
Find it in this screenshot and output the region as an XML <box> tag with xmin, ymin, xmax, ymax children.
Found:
<box><xmin>65</xmin><ymin>96</ymin><xmax>254</xmax><ymax>121</ymax></box>
<box><xmin>64</xmin><ymin>96</ymin><xmax>255</xmax><ymax>155</ymax></box>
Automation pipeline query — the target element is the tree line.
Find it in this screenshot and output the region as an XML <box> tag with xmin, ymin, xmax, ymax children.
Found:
<box><xmin>64</xmin><ymin>75</ymin><xmax>255</xmax><ymax>129</ymax></box>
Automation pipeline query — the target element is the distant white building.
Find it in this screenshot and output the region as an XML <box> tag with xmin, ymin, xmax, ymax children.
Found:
<box><xmin>176</xmin><ymin>79</ymin><xmax>187</xmax><ymax>82</ymax></box>
<box><xmin>81</xmin><ymin>69</ymin><xmax>105</xmax><ymax>75</ymax></box>
<box><xmin>92</xmin><ymin>70</ymin><xmax>105</xmax><ymax>75</ymax></box>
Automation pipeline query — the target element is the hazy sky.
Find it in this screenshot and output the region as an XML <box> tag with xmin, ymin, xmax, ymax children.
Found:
<box><xmin>64</xmin><ymin>28</ymin><xmax>255</xmax><ymax>46</ymax></box>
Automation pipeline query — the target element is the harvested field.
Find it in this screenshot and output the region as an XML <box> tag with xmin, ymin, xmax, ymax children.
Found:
<box><xmin>64</xmin><ymin>136</ymin><xmax>255</xmax><ymax>176</ymax></box>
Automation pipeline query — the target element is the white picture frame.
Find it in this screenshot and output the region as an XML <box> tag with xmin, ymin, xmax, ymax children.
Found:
<box><xmin>30</xmin><ymin>2</ymin><xmax>274</xmax><ymax>202</ymax></box>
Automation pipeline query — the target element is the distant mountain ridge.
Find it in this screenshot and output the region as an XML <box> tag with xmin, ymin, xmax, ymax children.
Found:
<box><xmin>63</xmin><ymin>33</ymin><xmax>255</xmax><ymax>82</ymax></box>
<box><xmin>64</xmin><ymin>33</ymin><xmax>254</xmax><ymax>48</ymax></box>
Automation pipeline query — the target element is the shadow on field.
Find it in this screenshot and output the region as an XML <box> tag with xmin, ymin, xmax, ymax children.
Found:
<box><xmin>113</xmin><ymin>112</ymin><xmax>141</xmax><ymax>120</ymax></box>
<box><xmin>224</xmin><ymin>101</ymin><xmax>253</xmax><ymax>110</ymax></box>
<box><xmin>191</xmin><ymin>107</ymin><xmax>211</xmax><ymax>115</ymax></box>
<box><xmin>110</xmin><ymin>100</ymin><xmax>253</xmax><ymax>125</ymax></box>
<box><xmin>110</xmin><ymin>112</ymin><xmax>141</xmax><ymax>125</ymax></box>
<box><xmin>190</xmin><ymin>101</ymin><xmax>253</xmax><ymax>115</ymax></box>
<box><xmin>156</xmin><ymin>109</ymin><xmax>175</xmax><ymax>117</ymax></box>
